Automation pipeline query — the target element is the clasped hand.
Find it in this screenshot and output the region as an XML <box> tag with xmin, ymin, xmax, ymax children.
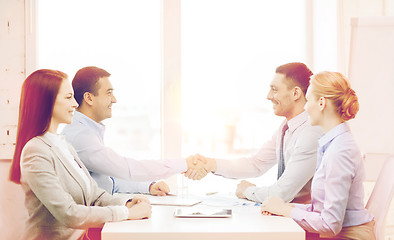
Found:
<box><xmin>126</xmin><ymin>194</ymin><xmax>152</xmax><ymax>220</ymax></box>
<box><xmin>184</xmin><ymin>154</ymin><xmax>216</xmax><ymax>180</ymax></box>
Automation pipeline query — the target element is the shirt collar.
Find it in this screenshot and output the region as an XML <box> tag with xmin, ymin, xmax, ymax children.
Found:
<box><xmin>318</xmin><ymin>122</ymin><xmax>350</xmax><ymax>149</ymax></box>
<box><xmin>74</xmin><ymin>111</ymin><xmax>106</xmax><ymax>135</ymax></box>
<box><xmin>45</xmin><ymin>131</ymin><xmax>66</xmax><ymax>143</ymax></box>
<box><xmin>286</xmin><ymin>111</ymin><xmax>309</xmax><ymax>133</ymax></box>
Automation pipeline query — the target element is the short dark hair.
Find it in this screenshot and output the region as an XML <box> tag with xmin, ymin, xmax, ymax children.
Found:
<box><xmin>275</xmin><ymin>62</ymin><xmax>313</xmax><ymax>95</ymax></box>
<box><xmin>72</xmin><ymin>66</ymin><xmax>111</xmax><ymax>106</ymax></box>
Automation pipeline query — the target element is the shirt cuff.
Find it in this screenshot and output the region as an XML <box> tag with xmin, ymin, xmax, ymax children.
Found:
<box><xmin>139</xmin><ymin>181</ymin><xmax>153</xmax><ymax>194</ymax></box>
<box><xmin>293</xmin><ymin>203</ymin><xmax>311</xmax><ymax>211</ymax></box>
<box><xmin>165</xmin><ymin>158</ymin><xmax>187</xmax><ymax>173</ymax></box>
<box><xmin>213</xmin><ymin>158</ymin><xmax>228</xmax><ymax>176</ymax></box>
<box><xmin>243</xmin><ymin>186</ymin><xmax>261</xmax><ymax>202</ymax></box>
<box><xmin>120</xmin><ymin>206</ymin><xmax>129</xmax><ymax>220</ymax></box>
<box><xmin>290</xmin><ymin>206</ymin><xmax>308</xmax><ymax>222</ymax></box>
<box><xmin>111</xmin><ymin>205</ymin><xmax>129</xmax><ymax>221</ymax></box>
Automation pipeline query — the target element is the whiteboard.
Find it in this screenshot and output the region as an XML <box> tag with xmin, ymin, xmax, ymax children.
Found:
<box><xmin>348</xmin><ymin>17</ymin><xmax>394</xmax><ymax>154</ymax></box>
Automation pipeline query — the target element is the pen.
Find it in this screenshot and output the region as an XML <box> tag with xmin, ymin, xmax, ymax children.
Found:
<box><xmin>206</xmin><ymin>192</ymin><xmax>218</xmax><ymax>196</ymax></box>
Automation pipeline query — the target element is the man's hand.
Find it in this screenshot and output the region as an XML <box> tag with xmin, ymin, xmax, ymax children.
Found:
<box><xmin>260</xmin><ymin>196</ymin><xmax>294</xmax><ymax>217</ymax></box>
<box><xmin>184</xmin><ymin>154</ymin><xmax>217</xmax><ymax>180</ymax></box>
<box><xmin>184</xmin><ymin>155</ymin><xmax>208</xmax><ymax>180</ymax></box>
<box><xmin>235</xmin><ymin>180</ymin><xmax>256</xmax><ymax>199</ymax></box>
<box><xmin>195</xmin><ymin>154</ymin><xmax>217</xmax><ymax>173</ymax></box>
<box><xmin>149</xmin><ymin>181</ymin><xmax>170</xmax><ymax>196</ymax></box>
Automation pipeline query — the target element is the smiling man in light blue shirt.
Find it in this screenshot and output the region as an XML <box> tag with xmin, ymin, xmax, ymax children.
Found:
<box><xmin>62</xmin><ymin>66</ymin><xmax>200</xmax><ymax>195</ymax></box>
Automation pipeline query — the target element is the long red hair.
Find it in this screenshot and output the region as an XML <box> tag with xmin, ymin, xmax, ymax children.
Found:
<box><xmin>9</xmin><ymin>69</ymin><xmax>68</xmax><ymax>184</ymax></box>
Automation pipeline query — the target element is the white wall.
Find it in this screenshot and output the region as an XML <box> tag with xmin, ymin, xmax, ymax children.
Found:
<box><xmin>0</xmin><ymin>0</ymin><xmax>26</xmax><ymax>159</ymax></box>
<box><xmin>0</xmin><ymin>160</ymin><xmax>27</xmax><ymax>240</ymax></box>
<box><xmin>337</xmin><ymin>0</ymin><xmax>394</xmax><ymax>74</ymax></box>
<box><xmin>348</xmin><ymin>17</ymin><xmax>394</xmax><ymax>156</ymax></box>
<box><xmin>0</xmin><ymin>1</ymin><xmax>29</xmax><ymax>239</ymax></box>
<box><xmin>337</xmin><ymin>2</ymin><xmax>394</xmax><ymax>237</ymax></box>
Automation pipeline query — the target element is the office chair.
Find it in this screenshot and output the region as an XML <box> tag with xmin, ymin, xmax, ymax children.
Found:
<box><xmin>366</xmin><ymin>155</ymin><xmax>394</xmax><ymax>240</ymax></box>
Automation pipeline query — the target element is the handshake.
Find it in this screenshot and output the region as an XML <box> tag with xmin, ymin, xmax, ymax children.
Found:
<box><xmin>184</xmin><ymin>154</ymin><xmax>217</xmax><ymax>180</ymax></box>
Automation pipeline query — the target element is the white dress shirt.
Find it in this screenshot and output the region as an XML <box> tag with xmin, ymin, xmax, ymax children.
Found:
<box><xmin>62</xmin><ymin>111</ymin><xmax>187</xmax><ymax>194</ymax></box>
<box><xmin>291</xmin><ymin>123</ymin><xmax>373</xmax><ymax>236</ymax></box>
<box><xmin>215</xmin><ymin>111</ymin><xmax>322</xmax><ymax>203</ymax></box>
<box><xmin>45</xmin><ymin>132</ymin><xmax>92</xmax><ymax>195</ymax></box>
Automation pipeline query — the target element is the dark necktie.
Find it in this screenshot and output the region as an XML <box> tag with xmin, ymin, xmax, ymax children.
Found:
<box><xmin>277</xmin><ymin>123</ymin><xmax>289</xmax><ymax>179</ymax></box>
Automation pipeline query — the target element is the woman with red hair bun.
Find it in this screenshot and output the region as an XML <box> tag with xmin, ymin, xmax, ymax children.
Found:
<box><xmin>261</xmin><ymin>71</ymin><xmax>375</xmax><ymax>240</ymax></box>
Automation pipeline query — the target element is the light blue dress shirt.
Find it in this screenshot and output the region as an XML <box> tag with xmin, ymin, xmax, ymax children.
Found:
<box><xmin>62</xmin><ymin>111</ymin><xmax>187</xmax><ymax>194</ymax></box>
<box><xmin>291</xmin><ymin>122</ymin><xmax>373</xmax><ymax>236</ymax></box>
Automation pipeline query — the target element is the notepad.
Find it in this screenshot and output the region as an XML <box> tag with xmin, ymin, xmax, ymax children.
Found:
<box><xmin>174</xmin><ymin>208</ymin><xmax>232</xmax><ymax>218</ymax></box>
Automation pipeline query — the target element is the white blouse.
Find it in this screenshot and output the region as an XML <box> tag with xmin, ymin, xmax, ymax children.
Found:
<box><xmin>45</xmin><ymin>131</ymin><xmax>91</xmax><ymax>195</ymax></box>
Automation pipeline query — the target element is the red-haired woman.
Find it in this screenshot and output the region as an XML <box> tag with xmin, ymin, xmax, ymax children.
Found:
<box><xmin>261</xmin><ymin>71</ymin><xmax>375</xmax><ymax>240</ymax></box>
<box><xmin>9</xmin><ymin>69</ymin><xmax>151</xmax><ymax>240</ymax></box>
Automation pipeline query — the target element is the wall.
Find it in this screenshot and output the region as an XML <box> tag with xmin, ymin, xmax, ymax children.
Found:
<box><xmin>0</xmin><ymin>1</ymin><xmax>29</xmax><ymax>239</ymax></box>
<box><xmin>0</xmin><ymin>160</ymin><xmax>27</xmax><ymax>240</ymax></box>
<box><xmin>337</xmin><ymin>0</ymin><xmax>394</xmax><ymax>74</ymax></box>
<box><xmin>0</xmin><ymin>0</ymin><xmax>25</xmax><ymax>159</ymax></box>
<box><xmin>337</xmin><ymin>1</ymin><xmax>394</xmax><ymax>238</ymax></box>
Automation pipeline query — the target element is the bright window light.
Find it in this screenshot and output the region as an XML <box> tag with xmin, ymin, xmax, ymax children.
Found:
<box><xmin>181</xmin><ymin>0</ymin><xmax>307</xmax><ymax>194</ymax></box>
<box><xmin>37</xmin><ymin>0</ymin><xmax>161</xmax><ymax>159</ymax></box>
<box><xmin>37</xmin><ymin>0</ymin><xmax>308</xmax><ymax>195</ymax></box>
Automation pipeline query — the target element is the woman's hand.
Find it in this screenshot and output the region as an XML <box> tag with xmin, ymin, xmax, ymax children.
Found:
<box><xmin>261</xmin><ymin>211</ymin><xmax>273</xmax><ymax>216</ymax></box>
<box><xmin>126</xmin><ymin>194</ymin><xmax>150</xmax><ymax>208</ymax></box>
<box><xmin>127</xmin><ymin>201</ymin><xmax>152</xmax><ymax>220</ymax></box>
<box><xmin>260</xmin><ymin>196</ymin><xmax>294</xmax><ymax>217</ymax></box>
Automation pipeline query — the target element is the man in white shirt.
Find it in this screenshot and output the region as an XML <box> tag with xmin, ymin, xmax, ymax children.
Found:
<box><xmin>62</xmin><ymin>66</ymin><xmax>203</xmax><ymax>196</ymax></box>
<box><xmin>187</xmin><ymin>62</ymin><xmax>322</xmax><ymax>203</ymax></box>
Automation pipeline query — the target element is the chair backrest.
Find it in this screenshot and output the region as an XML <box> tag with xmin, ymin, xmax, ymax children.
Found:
<box><xmin>366</xmin><ymin>155</ymin><xmax>394</xmax><ymax>240</ymax></box>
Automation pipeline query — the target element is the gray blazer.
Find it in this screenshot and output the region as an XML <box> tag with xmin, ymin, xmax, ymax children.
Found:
<box><xmin>20</xmin><ymin>134</ymin><xmax>128</xmax><ymax>240</ymax></box>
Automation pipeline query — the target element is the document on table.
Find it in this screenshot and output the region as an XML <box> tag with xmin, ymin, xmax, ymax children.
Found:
<box><xmin>200</xmin><ymin>192</ymin><xmax>261</xmax><ymax>207</ymax></box>
<box><xmin>174</xmin><ymin>208</ymin><xmax>232</xmax><ymax>218</ymax></box>
<box><xmin>148</xmin><ymin>195</ymin><xmax>202</xmax><ymax>206</ymax></box>
<box><xmin>116</xmin><ymin>193</ymin><xmax>202</xmax><ymax>206</ymax></box>
<box><xmin>116</xmin><ymin>192</ymin><xmax>259</xmax><ymax>207</ymax></box>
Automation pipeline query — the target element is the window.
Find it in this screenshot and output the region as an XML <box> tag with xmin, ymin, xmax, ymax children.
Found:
<box><xmin>37</xmin><ymin>0</ymin><xmax>161</xmax><ymax>159</ymax></box>
<box><xmin>37</xmin><ymin>0</ymin><xmax>310</xmax><ymax>194</ymax></box>
<box><xmin>181</xmin><ymin>0</ymin><xmax>307</xmax><ymax>193</ymax></box>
